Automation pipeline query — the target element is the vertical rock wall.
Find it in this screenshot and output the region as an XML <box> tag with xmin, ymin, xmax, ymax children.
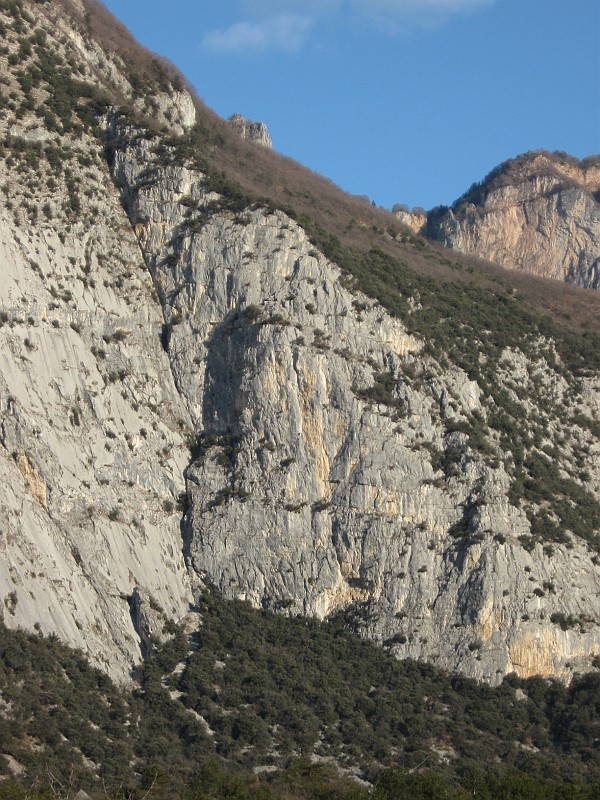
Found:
<box><xmin>112</xmin><ymin>133</ymin><xmax>600</xmax><ymax>685</ymax></box>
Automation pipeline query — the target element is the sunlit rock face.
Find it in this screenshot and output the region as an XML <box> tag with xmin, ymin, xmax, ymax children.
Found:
<box><xmin>228</xmin><ymin>114</ymin><xmax>273</xmax><ymax>148</ymax></box>
<box><xmin>111</xmin><ymin>129</ymin><xmax>600</xmax><ymax>686</ymax></box>
<box><xmin>393</xmin><ymin>208</ymin><xmax>427</xmax><ymax>235</ymax></box>
<box><xmin>426</xmin><ymin>152</ymin><xmax>600</xmax><ymax>288</ymax></box>
<box><xmin>0</xmin><ymin>0</ymin><xmax>196</xmax><ymax>681</ymax></box>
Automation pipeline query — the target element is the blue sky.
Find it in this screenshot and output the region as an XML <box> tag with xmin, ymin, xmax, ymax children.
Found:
<box><xmin>101</xmin><ymin>0</ymin><xmax>599</xmax><ymax>211</ymax></box>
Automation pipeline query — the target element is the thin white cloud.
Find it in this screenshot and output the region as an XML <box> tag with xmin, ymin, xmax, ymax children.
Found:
<box><xmin>202</xmin><ymin>14</ymin><xmax>313</xmax><ymax>54</ymax></box>
<box><xmin>203</xmin><ymin>0</ymin><xmax>493</xmax><ymax>56</ymax></box>
<box><xmin>243</xmin><ymin>0</ymin><xmax>492</xmax><ymax>15</ymax></box>
<box><xmin>350</xmin><ymin>0</ymin><xmax>494</xmax><ymax>32</ymax></box>
<box><xmin>242</xmin><ymin>0</ymin><xmax>339</xmax><ymax>13</ymax></box>
<box><xmin>355</xmin><ymin>0</ymin><xmax>492</xmax><ymax>9</ymax></box>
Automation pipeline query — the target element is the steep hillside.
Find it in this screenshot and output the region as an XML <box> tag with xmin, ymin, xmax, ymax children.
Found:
<box><xmin>421</xmin><ymin>152</ymin><xmax>600</xmax><ymax>288</ymax></box>
<box><xmin>112</xmin><ymin>121</ymin><xmax>600</xmax><ymax>684</ymax></box>
<box><xmin>1</xmin><ymin>0</ymin><xmax>600</xmax><ymax>689</ymax></box>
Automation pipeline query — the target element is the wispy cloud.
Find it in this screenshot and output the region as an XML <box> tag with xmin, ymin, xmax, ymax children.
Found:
<box><xmin>203</xmin><ymin>0</ymin><xmax>493</xmax><ymax>56</ymax></box>
<box><xmin>351</xmin><ymin>0</ymin><xmax>495</xmax><ymax>28</ymax></box>
<box><xmin>242</xmin><ymin>0</ymin><xmax>339</xmax><ymax>14</ymax></box>
<box><xmin>243</xmin><ymin>0</ymin><xmax>493</xmax><ymax>17</ymax></box>
<box><xmin>202</xmin><ymin>14</ymin><xmax>314</xmax><ymax>54</ymax></box>
<box><xmin>355</xmin><ymin>0</ymin><xmax>493</xmax><ymax>10</ymax></box>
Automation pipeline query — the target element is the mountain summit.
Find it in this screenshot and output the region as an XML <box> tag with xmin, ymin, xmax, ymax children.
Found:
<box><xmin>398</xmin><ymin>151</ymin><xmax>600</xmax><ymax>289</ymax></box>
<box><xmin>228</xmin><ymin>113</ymin><xmax>273</xmax><ymax>148</ymax></box>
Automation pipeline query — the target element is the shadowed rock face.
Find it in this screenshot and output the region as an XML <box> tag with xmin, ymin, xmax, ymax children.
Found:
<box><xmin>425</xmin><ymin>153</ymin><xmax>600</xmax><ymax>289</ymax></box>
<box><xmin>1</xmin><ymin>0</ymin><xmax>600</xmax><ymax>687</ymax></box>
<box><xmin>228</xmin><ymin>114</ymin><xmax>273</xmax><ymax>148</ymax></box>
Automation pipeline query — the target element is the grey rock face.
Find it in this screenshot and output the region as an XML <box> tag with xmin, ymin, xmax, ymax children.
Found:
<box><xmin>228</xmin><ymin>114</ymin><xmax>273</xmax><ymax>148</ymax></box>
<box><xmin>130</xmin><ymin>587</ymin><xmax>172</xmax><ymax>656</ymax></box>
<box><xmin>426</xmin><ymin>153</ymin><xmax>600</xmax><ymax>288</ymax></box>
<box><xmin>0</xmin><ymin>0</ymin><xmax>196</xmax><ymax>681</ymax></box>
<box><xmin>0</xmin><ymin>162</ymin><xmax>194</xmax><ymax>679</ymax></box>
<box><xmin>111</xmin><ymin>130</ymin><xmax>600</xmax><ymax>684</ymax></box>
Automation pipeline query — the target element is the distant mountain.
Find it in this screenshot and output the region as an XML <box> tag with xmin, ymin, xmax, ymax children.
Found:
<box><xmin>397</xmin><ymin>152</ymin><xmax>600</xmax><ymax>288</ymax></box>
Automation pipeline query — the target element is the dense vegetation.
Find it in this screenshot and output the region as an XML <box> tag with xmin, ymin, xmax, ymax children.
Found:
<box><xmin>1</xmin><ymin>597</ymin><xmax>600</xmax><ymax>799</ymax></box>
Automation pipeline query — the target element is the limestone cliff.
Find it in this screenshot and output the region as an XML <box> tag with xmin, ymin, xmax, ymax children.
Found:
<box><xmin>110</xmin><ymin>127</ymin><xmax>600</xmax><ymax>684</ymax></box>
<box><xmin>0</xmin><ymin>0</ymin><xmax>196</xmax><ymax>679</ymax></box>
<box><xmin>228</xmin><ymin>114</ymin><xmax>273</xmax><ymax>148</ymax></box>
<box><xmin>424</xmin><ymin>152</ymin><xmax>600</xmax><ymax>288</ymax></box>
<box><xmin>1</xmin><ymin>0</ymin><xmax>600</xmax><ymax>687</ymax></box>
<box><xmin>393</xmin><ymin>206</ymin><xmax>427</xmax><ymax>235</ymax></box>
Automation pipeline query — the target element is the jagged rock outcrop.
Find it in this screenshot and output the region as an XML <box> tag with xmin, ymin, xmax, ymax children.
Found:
<box><xmin>425</xmin><ymin>152</ymin><xmax>600</xmax><ymax>288</ymax></box>
<box><xmin>228</xmin><ymin>113</ymin><xmax>273</xmax><ymax>148</ymax></box>
<box><xmin>393</xmin><ymin>207</ymin><xmax>427</xmax><ymax>235</ymax></box>
<box><xmin>1</xmin><ymin>0</ymin><xmax>600</xmax><ymax>688</ymax></box>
